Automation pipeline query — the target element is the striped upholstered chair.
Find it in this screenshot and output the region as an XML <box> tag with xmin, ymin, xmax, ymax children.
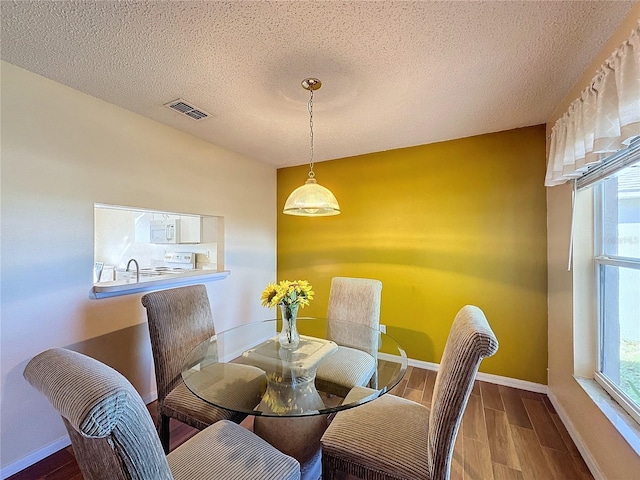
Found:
<box><xmin>141</xmin><ymin>285</ymin><xmax>262</xmax><ymax>453</ymax></box>
<box><xmin>321</xmin><ymin>305</ymin><xmax>498</xmax><ymax>480</ymax></box>
<box><xmin>315</xmin><ymin>277</ymin><xmax>383</xmax><ymax>397</ymax></box>
<box><xmin>23</xmin><ymin>348</ymin><xmax>300</xmax><ymax>480</ymax></box>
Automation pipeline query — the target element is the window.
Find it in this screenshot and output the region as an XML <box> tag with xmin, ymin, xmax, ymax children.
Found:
<box><xmin>594</xmin><ymin>161</ymin><xmax>640</xmax><ymax>424</ymax></box>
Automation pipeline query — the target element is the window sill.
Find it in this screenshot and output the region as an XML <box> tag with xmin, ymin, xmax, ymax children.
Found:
<box><xmin>574</xmin><ymin>375</ymin><xmax>640</xmax><ymax>456</ymax></box>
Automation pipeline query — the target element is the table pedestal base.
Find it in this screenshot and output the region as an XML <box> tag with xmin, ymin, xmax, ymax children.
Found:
<box><xmin>254</xmin><ymin>415</ymin><xmax>326</xmax><ymax>480</ymax></box>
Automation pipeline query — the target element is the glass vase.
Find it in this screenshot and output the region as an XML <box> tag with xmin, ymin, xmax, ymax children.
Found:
<box><xmin>279</xmin><ymin>303</ymin><xmax>300</xmax><ymax>349</ymax></box>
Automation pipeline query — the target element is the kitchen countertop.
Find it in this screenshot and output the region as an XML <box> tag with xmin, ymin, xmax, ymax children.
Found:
<box><xmin>92</xmin><ymin>269</ymin><xmax>230</xmax><ymax>299</ymax></box>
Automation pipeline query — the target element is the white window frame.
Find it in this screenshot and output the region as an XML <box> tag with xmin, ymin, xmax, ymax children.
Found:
<box><xmin>593</xmin><ymin>164</ymin><xmax>640</xmax><ymax>426</ymax></box>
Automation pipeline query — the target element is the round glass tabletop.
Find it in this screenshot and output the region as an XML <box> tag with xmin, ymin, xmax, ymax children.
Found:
<box><xmin>182</xmin><ymin>317</ymin><xmax>407</xmax><ymax>417</ymax></box>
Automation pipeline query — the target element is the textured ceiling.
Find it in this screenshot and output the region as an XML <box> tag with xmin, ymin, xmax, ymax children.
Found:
<box><xmin>1</xmin><ymin>1</ymin><xmax>636</xmax><ymax>167</ymax></box>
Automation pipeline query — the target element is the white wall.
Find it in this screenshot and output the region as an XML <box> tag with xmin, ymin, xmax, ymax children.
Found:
<box><xmin>0</xmin><ymin>62</ymin><xmax>277</xmax><ymax>474</ymax></box>
<box><xmin>546</xmin><ymin>3</ymin><xmax>640</xmax><ymax>478</ymax></box>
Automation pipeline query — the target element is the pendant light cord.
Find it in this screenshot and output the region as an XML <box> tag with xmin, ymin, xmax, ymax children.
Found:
<box><xmin>308</xmin><ymin>87</ymin><xmax>315</xmax><ymax>179</ymax></box>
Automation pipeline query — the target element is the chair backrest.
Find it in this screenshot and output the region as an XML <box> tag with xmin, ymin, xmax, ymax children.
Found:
<box><xmin>23</xmin><ymin>348</ymin><xmax>172</xmax><ymax>480</ymax></box>
<box><xmin>428</xmin><ymin>305</ymin><xmax>498</xmax><ymax>480</ymax></box>
<box><xmin>141</xmin><ymin>285</ymin><xmax>216</xmax><ymax>403</ymax></box>
<box><xmin>326</xmin><ymin>277</ymin><xmax>382</xmax><ymax>354</ymax></box>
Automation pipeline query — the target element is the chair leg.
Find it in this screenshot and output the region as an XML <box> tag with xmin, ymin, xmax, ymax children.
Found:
<box><xmin>368</xmin><ymin>369</ymin><xmax>378</xmax><ymax>389</ymax></box>
<box><xmin>231</xmin><ymin>411</ymin><xmax>248</xmax><ymax>425</ymax></box>
<box><xmin>322</xmin><ymin>452</ymin><xmax>347</xmax><ymax>480</ymax></box>
<box><xmin>321</xmin><ymin>454</ymin><xmax>332</xmax><ymax>480</ymax></box>
<box><xmin>158</xmin><ymin>414</ymin><xmax>170</xmax><ymax>454</ymax></box>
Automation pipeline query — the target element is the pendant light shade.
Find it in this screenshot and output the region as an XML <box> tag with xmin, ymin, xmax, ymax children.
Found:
<box><xmin>283</xmin><ymin>177</ymin><xmax>340</xmax><ymax>216</ymax></box>
<box><xmin>283</xmin><ymin>78</ymin><xmax>341</xmax><ymax>217</ymax></box>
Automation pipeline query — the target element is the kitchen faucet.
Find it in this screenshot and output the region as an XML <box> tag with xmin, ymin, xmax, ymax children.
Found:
<box><xmin>126</xmin><ymin>258</ymin><xmax>140</xmax><ymax>283</ymax></box>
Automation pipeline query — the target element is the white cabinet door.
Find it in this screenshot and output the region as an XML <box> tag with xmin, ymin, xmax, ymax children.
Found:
<box><xmin>179</xmin><ymin>216</ymin><xmax>202</xmax><ymax>243</ymax></box>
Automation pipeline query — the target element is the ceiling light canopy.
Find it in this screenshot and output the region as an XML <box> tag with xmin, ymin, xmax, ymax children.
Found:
<box><xmin>283</xmin><ymin>78</ymin><xmax>340</xmax><ymax>217</ymax></box>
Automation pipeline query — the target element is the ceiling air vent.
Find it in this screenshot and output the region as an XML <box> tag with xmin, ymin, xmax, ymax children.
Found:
<box><xmin>164</xmin><ymin>98</ymin><xmax>210</xmax><ymax>121</ymax></box>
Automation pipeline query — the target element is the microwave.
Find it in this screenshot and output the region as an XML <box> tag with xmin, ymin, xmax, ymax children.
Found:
<box><xmin>150</xmin><ymin>219</ymin><xmax>180</xmax><ymax>244</ymax></box>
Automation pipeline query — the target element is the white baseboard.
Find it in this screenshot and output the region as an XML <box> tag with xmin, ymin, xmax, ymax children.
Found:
<box><xmin>388</xmin><ymin>355</ymin><xmax>549</xmax><ymax>394</ymax></box>
<box><xmin>142</xmin><ymin>390</ymin><xmax>158</xmax><ymax>405</ymax></box>
<box><xmin>547</xmin><ymin>391</ymin><xmax>603</xmax><ymax>480</ymax></box>
<box><xmin>0</xmin><ymin>390</ymin><xmax>159</xmax><ymax>480</ymax></box>
<box><xmin>1</xmin><ymin>436</ymin><xmax>71</xmax><ymax>480</ymax></box>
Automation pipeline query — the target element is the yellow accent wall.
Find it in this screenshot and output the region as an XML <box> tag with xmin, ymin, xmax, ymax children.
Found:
<box><xmin>277</xmin><ymin>125</ymin><xmax>548</xmax><ymax>384</ymax></box>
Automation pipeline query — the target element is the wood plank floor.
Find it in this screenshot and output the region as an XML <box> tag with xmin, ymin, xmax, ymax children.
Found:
<box><xmin>8</xmin><ymin>366</ymin><xmax>593</xmax><ymax>480</ymax></box>
<box><xmin>390</xmin><ymin>366</ymin><xmax>593</xmax><ymax>480</ymax></box>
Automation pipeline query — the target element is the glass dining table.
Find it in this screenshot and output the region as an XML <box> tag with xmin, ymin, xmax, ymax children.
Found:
<box><xmin>182</xmin><ymin>317</ymin><xmax>407</xmax><ymax>480</ymax></box>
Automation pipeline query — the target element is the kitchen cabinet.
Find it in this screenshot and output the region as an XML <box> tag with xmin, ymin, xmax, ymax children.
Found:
<box><xmin>133</xmin><ymin>213</ymin><xmax>218</xmax><ymax>244</ymax></box>
<box><xmin>180</xmin><ymin>216</ymin><xmax>199</xmax><ymax>243</ymax></box>
<box><xmin>178</xmin><ymin>215</ymin><xmax>217</xmax><ymax>244</ymax></box>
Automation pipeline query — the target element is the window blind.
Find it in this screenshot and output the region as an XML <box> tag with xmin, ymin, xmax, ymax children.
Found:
<box><xmin>577</xmin><ymin>137</ymin><xmax>640</xmax><ymax>189</ymax></box>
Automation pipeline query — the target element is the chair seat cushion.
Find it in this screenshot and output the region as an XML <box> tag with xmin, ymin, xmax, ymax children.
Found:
<box><xmin>315</xmin><ymin>346</ymin><xmax>376</xmax><ymax>397</ymax></box>
<box><xmin>168</xmin><ymin>419</ymin><xmax>300</xmax><ymax>480</ymax></box>
<box><xmin>321</xmin><ymin>392</ymin><xmax>430</xmax><ymax>480</ymax></box>
<box><xmin>163</xmin><ymin>381</ymin><xmax>238</xmax><ymax>429</ymax></box>
<box><xmin>164</xmin><ymin>363</ymin><xmax>266</xmax><ymax>429</ymax></box>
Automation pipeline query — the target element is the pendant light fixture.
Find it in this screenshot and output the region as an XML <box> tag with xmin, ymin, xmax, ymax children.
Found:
<box><xmin>283</xmin><ymin>78</ymin><xmax>341</xmax><ymax>216</ymax></box>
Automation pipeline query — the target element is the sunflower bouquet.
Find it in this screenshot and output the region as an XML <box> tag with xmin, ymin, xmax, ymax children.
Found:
<box><xmin>261</xmin><ymin>280</ymin><xmax>314</xmax><ymax>308</ymax></box>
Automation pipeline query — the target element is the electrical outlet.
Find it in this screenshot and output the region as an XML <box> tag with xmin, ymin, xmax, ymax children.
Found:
<box><xmin>379</xmin><ymin>324</ymin><xmax>386</xmax><ymax>334</ymax></box>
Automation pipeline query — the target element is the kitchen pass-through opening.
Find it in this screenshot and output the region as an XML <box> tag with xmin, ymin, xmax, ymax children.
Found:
<box><xmin>93</xmin><ymin>204</ymin><xmax>224</xmax><ymax>285</ymax></box>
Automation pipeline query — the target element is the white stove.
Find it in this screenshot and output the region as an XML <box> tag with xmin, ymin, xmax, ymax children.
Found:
<box><xmin>139</xmin><ymin>252</ymin><xmax>196</xmax><ymax>276</ymax></box>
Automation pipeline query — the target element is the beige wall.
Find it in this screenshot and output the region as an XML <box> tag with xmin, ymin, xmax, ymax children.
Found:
<box><xmin>0</xmin><ymin>62</ymin><xmax>277</xmax><ymax>473</ymax></box>
<box><xmin>546</xmin><ymin>4</ymin><xmax>640</xmax><ymax>478</ymax></box>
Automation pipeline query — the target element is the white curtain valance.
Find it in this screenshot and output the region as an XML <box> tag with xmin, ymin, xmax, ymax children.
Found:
<box><xmin>545</xmin><ymin>25</ymin><xmax>640</xmax><ymax>187</ymax></box>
